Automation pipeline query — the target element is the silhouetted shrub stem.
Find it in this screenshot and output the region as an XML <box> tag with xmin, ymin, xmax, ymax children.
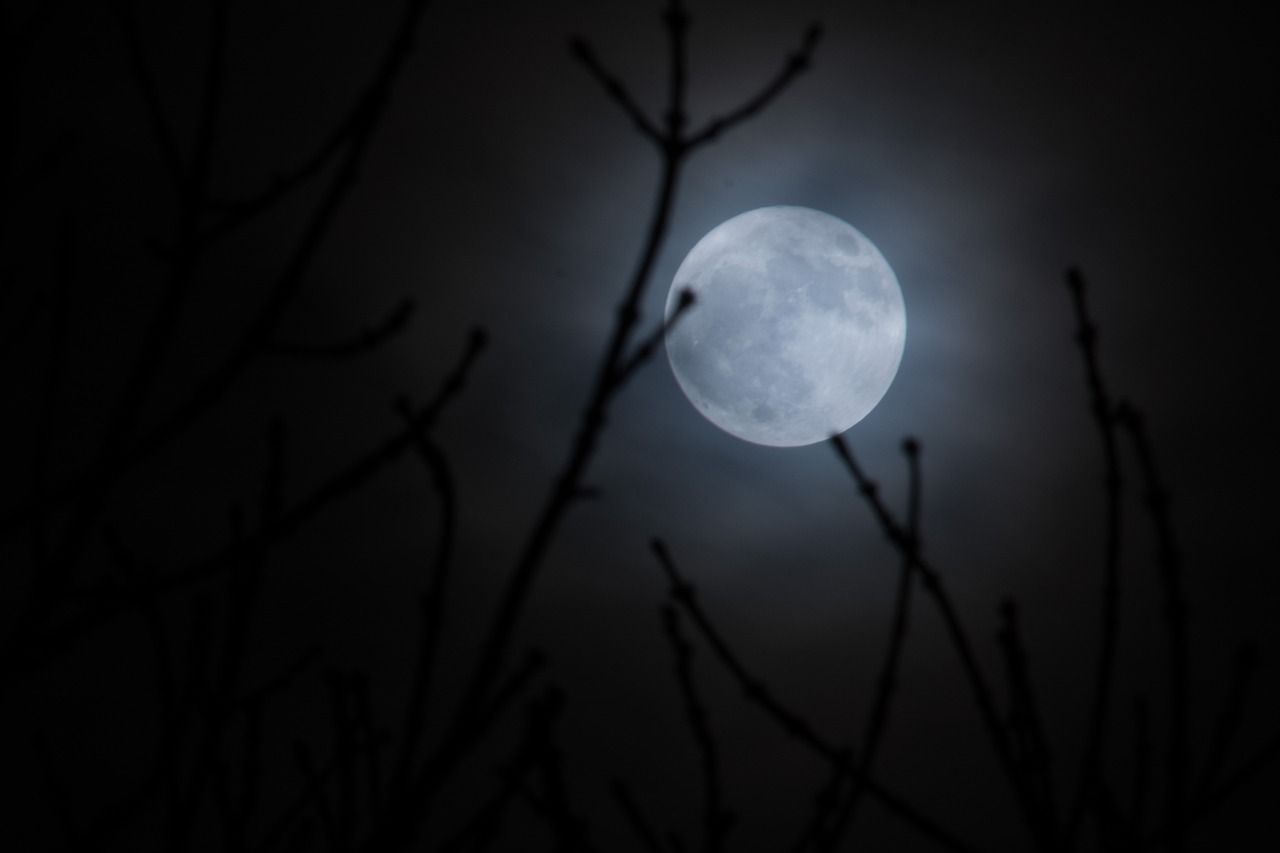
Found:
<box><xmin>1115</xmin><ymin>403</ymin><xmax>1190</xmax><ymax>853</ymax></box>
<box><xmin>664</xmin><ymin>603</ymin><xmax>733</xmax><ymax>853</ymax></box>
<box><xmin>1063</xmin><ymin>267</ymin><xmax>1125</xmax><ymax>849</ymax></box>
<box><xmin>812</xmin><ymin>437</ymin><xmax>922</xmax><ymax>852</ymax></box>
<box><xmin>828</xmin><ymin>438</ymin><xmax>1030</xmax><ymax>809</ymax></box>
<box><xmin>651</xmin><ymin>539</ymin><xmax>983</xmax><ymax>853</ymax></box>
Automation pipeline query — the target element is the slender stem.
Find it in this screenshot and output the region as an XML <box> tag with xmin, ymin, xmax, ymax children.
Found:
<box><xmin>390</xmin><ymin>411</ymin><xmax>458</xmax><ymax>799</ymax></box>
<box><xmin>828</xmin><ymin>438</ymin><xmax>1021</xmax><ymax>800</ymax></box>
<box><xmin>813</xmin><ymin>438</ymin><xmax>921</xmax><ymax>852</ymax></box>
<box><xmin>664</xmin><ymin>604</ymin><xmax>732</xmax><ymax>853</ymax></box>
<box><xmin>455</xmin><ymin>151</ymin><xmax>682</xmax><ymax>729</ymax></box>
<box><xmin>652</xmin><ymin>539</ymin><xmax>985</xmax><ymax>853</ymax></box>
<box><xmin>1116</xmin><ymin>404</ymin><xmax>1189</xmax><ymax>853</ymax></box>
<box><xmin>1063</xmin><ymin>267</ymin><xmax>1124</xmax><ymax>849</ymax></box>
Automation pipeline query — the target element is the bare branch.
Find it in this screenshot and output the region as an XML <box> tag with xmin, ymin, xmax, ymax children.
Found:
<box><xmin>367</xmin><ymin>9</ymin><xmax>823</xmax><ymax>847</ymax></box>
<box><xmin>610</xmin><ymin>288</ymin><xmax>695</xmax><ymax>391</ymax></box>
<box><xmin>528</xmin><ymin>687</ymin><xmax>598</xmax><ymax>853</ymax></box>
<box><xmin>131</xmin><ymin>0</ymin><xmax>436</xmax><ymax>474</ymax></box>
<box><xmin>390</xmin><ymin>397</ymin><xmax>461</xmax><ymax>798</ymax></box>
<box><xmin>651</xmin><ymin>539</ymin><xmax>984</xmax><ymax>853</ymax></box>
<box><xmin>814</xmin><ymin>437</ymin><xmax>923</xmax><ymax>851</ymax></box>
<box><xmin>683</xmin><ymin>23</ymin><xmax>822</xmax><ymax>150</ymax></box>
<box><xmin>828</xmin><ymin>436</ymin><xmax>1022</xmax><ymax>809</ymax></box>
<box><xmin>483</xmin><ymin>647</ymin><xmax>549</xmax><ymax>736</ymax></box>
<box><xmin>663</xmin><ymin>604</ymin><xmax>733</xmax><ymax>853</ymax></box>
<box><xmin>437</xmin><ymin>713</ymin><xmax>546</xmax><ymax>853</ymax></box>
<box><xmin>1063</xmin><ymin>266</ymin><xmax>1126</xmax><ymax>847</ymax></box>
<box><xmin>995</xmin><ymin>599</ymin><xmax>1058</xmax><ymax>843</ymax></box>
<box><xmin>1116</xmin><ymin>402</ymin><xmax>1190</xmax><ymax>853</ymax></box>
<box><xmin>204</xmin><ymin>118</ymin><xmax>356</xmax><ymax>243</ymax></box>
<box><xmin>568</xmin><ymin>37</ymin><xmax>663</xmax><ymax>145</ymax></box>
<box><xmin>9</xmin><ymin>329</ymin><xmax>483</xmax><ymax>678</ymax></box>
<box><xmin>662</xmin><ymin>1</ymin><xmax>690</xmax><ymax>139</ymax></box>
<box><xmin>610</xmin><ymin>779</ymin><xmax>665</xmax><ymax>853</ymax></box>
<box><xmin>1182</xmin><ymin>726</ymin><xmax>1280</xmax><ymax>836</ymax></box>
<box><xmin>0</xmin><ymin>0</ymin><xmax>441</xmax><ymax>554</ymax></box>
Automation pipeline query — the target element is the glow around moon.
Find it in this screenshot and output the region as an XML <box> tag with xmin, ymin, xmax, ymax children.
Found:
<box><xmin>664</xmin><ymin>206</ymin><xmax>905</xmax><ymax>447</ymax></box>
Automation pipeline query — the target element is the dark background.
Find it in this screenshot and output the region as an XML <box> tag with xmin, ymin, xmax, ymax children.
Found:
<box><xmin>4</xmin><ymin>1</ymin><xmax>1278</xmax><ymax>850</ymax></box>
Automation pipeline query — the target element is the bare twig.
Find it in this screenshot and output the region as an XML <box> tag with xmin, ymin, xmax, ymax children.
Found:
<box><xmin>17</xmin><ymin>0</ymin><xmax>237</xmax><ymax>665</ymax></box>
<box><xmin>1063</xmin><ymin>266</ymin><xmax>1125</xmax><ymax>848</ymax></box>
<box><xmin>8</xmin><ymin>329</ymin><xmax>483</xmax><ymax>677</ymax></box>
<box><xmin>567</xmin><ymin>37</ymin><xmax>662</xmax><ymax>145</ymax></box>
<box><xmin>610</xmin><ymin>779</ymin><xmax>665</xmax><ymax>853</ymax></box>
<box><xmin>412</xmin><ymin>5</ymin><xmax>823</xmax><ymax>831</ymax></box>
<box><xmin>254</xmin><ymin>745</ymin><xmax>361</xmax><ymax>853</ymax></box>
<box><xmin>996</xmin><ymin>599</ymin><xmax>1058</xmax><ymax>844</ymax></box>
<box><xmin>653</xmin><ymin>540</ymin><xmax>839</xmax><ymax>757</ymax></box>
<box><xmin>664</xmin><ymin>604</ymin><xmax>733</xmax><ymax>853</ymax></box>
<box><xmin>437</xmin><ymin>712</ymin><xmax>547</xmax><ymax>853</ymax></box>
<box><xmin>528</xmin><ymin>687</ymin><xmax>597</xmax><ymax>853</ymax></box>
<box><xmin>828</xmin><ymin>436</ymin><xmax>1029</xmax><ymax>831</ymax></box>
<box><xmin>1178</xmin><ymin>726</ymin><xmax>1280</xmax><ymax>836</ymax></box>
<box><xmin>167</xmin><ymin>420</ymin><xmax>287</xmax><ymax>853</ymax></box>
<box><xmin>651</xmin><ymin>539</ymin><xmax>984</xmax><ymax>853</ymax></box>
<box><xmin>1115</xmin><ymin>402</ymin><xmax>1190</xmax><ymax>853</ymax></box>
<box><xmin>610</xmin><ymin>288</ymin><xmax>696</xmax><ymax>391</ymax></box>
<box><xmin>483</xmin><ymin>647</ymin><xmax>549</xmax><ymax>737</ymax></box>
<box><xmin>683</xmin><ymin>24</ymin><xmax>822</xmax><ymax>151</ymax></box>
<box><xmin>0</xmin><ymin>0</ymin><xmax>437</xmax><ymax>549</ymax></box>
<box><xmin>663</xmin><ymin>1</ymin><xmax>690</xmax><ymax>139</ymax></box>
<box><xmin>204</xmin><ymin>116</ymin><xmax>357</xmax><ymax>243</ymax></box>
<box><xmin>124</xmin><ymin>0</ymin><xmax>436</xmax><ymax>485</ymax></box>
<box><xmin>389</xmin><ymin>396</ymin><xmax>461</xmax><ymax>799</ymax></box>
<box><xmin>813</xmin><ymin>437</ymin><xmax>923</xmax><ymax>852</ymax></box>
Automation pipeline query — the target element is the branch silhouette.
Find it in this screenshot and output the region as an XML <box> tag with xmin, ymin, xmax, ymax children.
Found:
<box><xmin>651</xmin><ymin>539</ymin><xmax>984</xmax><ymax>853</ymax></box>
<box><xmin>1063</xmin><ymin>266</ymin><xmax>1126</xmax><ymax>848</ymax></box>
<box><xmin>663</xmin><ymin>603</ymin><xmax>734</xmax><ymax>853</ymax></box>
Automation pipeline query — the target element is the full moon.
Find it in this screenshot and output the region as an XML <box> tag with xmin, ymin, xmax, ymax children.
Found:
<box><xmin>664</xmin><ymin>206</ymin><xmax>906</xmax><ymax>447</ymax></box>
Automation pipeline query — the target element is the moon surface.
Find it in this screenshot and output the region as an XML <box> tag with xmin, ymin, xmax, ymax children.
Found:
<box><xmin>664</xmin><ymin>206</ymin><xmax>906</xmax><ymax>447</ymax></box>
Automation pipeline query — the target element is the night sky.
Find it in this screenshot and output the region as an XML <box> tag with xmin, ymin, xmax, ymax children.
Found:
<box><xmin>5</xmin><ymin>1</ymin><xmax>1279</xmax><ymax>851</ymax></box>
